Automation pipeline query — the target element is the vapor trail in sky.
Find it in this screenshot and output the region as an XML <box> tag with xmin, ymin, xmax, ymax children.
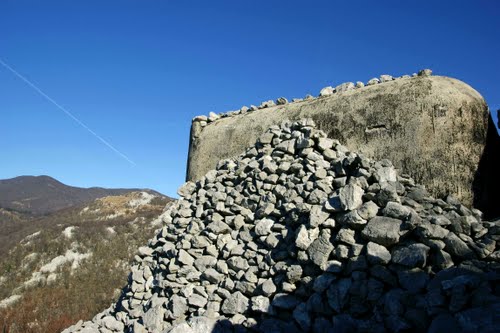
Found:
<box><xmin>0</xmin><ymin>58</ymin><xmax>136</xmax><ymax>166</ymax></box>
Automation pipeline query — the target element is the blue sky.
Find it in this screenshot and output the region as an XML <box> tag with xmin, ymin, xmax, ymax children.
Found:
<box><xmin>1</xmin><ymin>1</ymin><xmax>499</xmax><ymax>197</ymax></box>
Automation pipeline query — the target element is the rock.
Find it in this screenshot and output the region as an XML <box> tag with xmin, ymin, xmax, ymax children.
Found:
<box><xmin>255</xmin><ymin>218</ymin><xmax>274</xmax><ymax>236</ymax></box>
<box><xmin>443</xmin><ymin>232</ymin><xmax>476</xmax><ymax>259</ymax></box>
<box><xmin>293</xmin><ymin>303</ymin><xmax>311</xmax><ymax>331</ymax></box>
<box><xmin>382</xmin><ymin>202</ymin><xmax>411</xmax><ymax>219</ymax></box>
<box><xmin>272</xmin><ymin>293</ymin><xmax>300</xmax><ymax>309</ymax></box>
<box><xmin>307</xmin><ymin>229</ymin><xmax>334</xmax><ymax>267</ymax></box>
<box><xmin>335</xmin><ymin>82</ymin><xmax>355</xmax><ymax>93</ymax></box>
<box><xmin>366</xmin><ymin>242</ymin><xmax>391</xmax><ymax>265</ymax></box>
<box><xmin>391</xmin><ymin>243</ymin><xmax>430</xmax><ymax>267</ymax></box>
<box><xmin>227</xmin><ymin>257</ymin><xmax>249</xmax><ymax>271</ymax></box>
<box><xmin>319</xmin><ymin>86</ymin><xmax>334</xmax><ymax>96</ymax></box>
<box><xmin>418</xmin><ymin>69</ymin><xmax>432</xmax><ymax>76</ymax></box>
<box><xmin>366</xmin><ymin>78</ymin><xmax>380</xmax><ymax>85</ymax></box>
<box><xmin>276</xmin><ymin>97</ymin><xmax>288</xmax><ymax>105</ymax></box>
<box><xmin>178</xmin><ymin>249</ymin><xmax>195</xmax><ymax>266</ymax></box>
<box><xmin>221</xmin><ymin>291</ymin><xmax>249</xmax><ymax>314</ymax></box>
<box><xmin>325</xmin><ymin>184</ymin><xmax>363</xmax><ymax>212</ymax></box>
<box><xmin>327</xmin><ymin>278</ymin><xmax>351</xmax><ymax>312</ymax></box>
<box><xmin>361</xmin><ymin>216</ymin><xmax>404</xmax><ymax>246</ymax></box>
<box><xmin>142</xmin><ymin>306</ymin><xmax>165</xmax><ymax>332</ymax></box>
<box><xmin>101</xmin><ymin>316</ymin><xmax>124</xmax><ymax>331</ymax></box>
<box><xmin>251</xmin><ymin>296</ymin><xmax>271</xmax><ymax>312</ymax></box>
<box><xmin>295</xmin><ymin>225</ymin><xmax>319</xmax><ymax>250</ymax></box>
<box><xmin>261</xmin><ymin>279</ymin><xmax>277</xmax><ymax>297</ymax></box>
<box><xmin>379</xmin><ymin>74</ymin><xmax>393</xmax><ymax>82</ymax></box>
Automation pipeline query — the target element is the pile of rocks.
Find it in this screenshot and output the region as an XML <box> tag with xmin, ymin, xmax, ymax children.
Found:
<box><xmin>192</xmin><ymin>69</ymin><xmax>433</xmax><ymax>130</ymax></box>
<box><xmin>64</xmin><ymin>119</ymin><xmax>499</xmax><ymax>333</ymax></box>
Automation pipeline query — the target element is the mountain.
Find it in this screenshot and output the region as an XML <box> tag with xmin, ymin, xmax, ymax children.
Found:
<box><xmin>0</xmin><ymin>175</ymin><xmax>160</xmax><ymax>216</ymax></box>
<box><xmin>0</xmin><ymin>190</ymin><xmax>174</xmax><ymax>333</ymax></box>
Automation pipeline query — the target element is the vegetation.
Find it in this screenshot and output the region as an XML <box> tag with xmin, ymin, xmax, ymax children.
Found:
<box><xmin>0</xmin><ymin>193</ymin><xmax>172</xmax><ymax>333</ymax></box>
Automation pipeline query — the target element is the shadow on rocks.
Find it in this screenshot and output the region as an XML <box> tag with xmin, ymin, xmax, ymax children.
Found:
<box><xmin>473</xmin><ymin>112</ymin><xmax>500</xmax><ymax>221</ymax></box>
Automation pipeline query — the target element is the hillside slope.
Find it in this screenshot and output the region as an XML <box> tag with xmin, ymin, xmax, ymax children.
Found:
<box><xmin>0</xmin><ymin>191</ymin><xmax>173</xmax><ymax>333</ymax></box>
<box><xmin>0</xmin><ymin>175</ymin><xmax>159</xmax><ymax>216</ymax></box>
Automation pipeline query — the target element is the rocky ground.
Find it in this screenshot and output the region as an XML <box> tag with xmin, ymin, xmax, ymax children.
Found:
<box><xmin>65</xmin><ymin>120</ymin><xmax>499</xmax><ymax>332</ymax></box>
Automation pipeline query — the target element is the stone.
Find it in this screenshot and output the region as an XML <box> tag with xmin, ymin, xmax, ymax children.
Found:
<box><xmin>295</xmin><ymin>225</ymin><xmax>319</xmax><ymax>250</ymax></box>
<box><xmin>327</xmin><ymin>278</ymin><xmax>351</xmax><ymax>312</ymax></box>
<box><xmin>255</xmin><ymin>218</ymin><xmax>274</xmax><ymax>236</ymax></box>
<box><xmin>366</xmin><ymin>242</ymin><xmax>391</xmax><ymax>265</ymax></box>
<box><xmin>319</xmin><ymin>86</ymin><xmax>334</xmax><ymax>96</ymax></box>
<box><xmin>227</xmin><ymin>257</ymin><xmax>249</xmax><ymax>271</ymax></box>
<box><xmin>335</xmin><ymin>82</ymin><xmax>355</xmax><ymax>93</ymax></box>
<box><xmin>178</xmin><ymin>249</ymin><xmax>195</xmax><ymax>266</ymax></box>
<box><xmin>382</xmin><ymin>202</ymin><xmax>411</xmax><ymax>219</ymax></box>
<box><xmin>366</xmin><ymin>78</ymin><xmax>380</xmax><ymax>85</ymax></box>
<box><xmin>251</xmin><ymin>296</ymin><xmax>270</xmax><ymax>313</ymax></box>
<box><xmin>293</xmin><ymin>303</ymin><xmax>311</xmax><ymax>331</ymax></box>
<box><xmin>391</xmin><ymin>243</ymin><xmax>430</xmax><ymax>267</ymax></box>
<box><xmin>361</xmin><ymin>216</ymin><xmax>404</xmax><ymax>246</ymax></box>
<box><xmin>307</xmin><ymin>229</ymin><xmax>334</xmax><ymax>267</ymax></box>
<box><xmin>379</xmin><ymin>74</ymin><xmax>393</xmax><ymax>82</ymax></box>
<box><xmin>221</xmin><ymin>291</ymin><xmax>249</xmax><ymax>315</ymax></box>
<box><xmin>276</xmin><ymin>97</ymin><xmax>288</xmax><ymax>105</ymax></box>
<box><xmin>325</xmin><ymin>184</ymin><xmax>363</xmax><ymax>212</ymax></box>
<box><xmin>418</xmin><ymin>69</ymin><xmax>432</xmax><ymax>76</ymax></box>
<box><xmin>202</xmin><ymin>268</ymin><xmax>222</xmax><ymax>283</ymax></box>
<box><xmin>272</xmin><ymin>293</ymin><xmax>300</xmax><ymax>309</ymax></box>
<box><xmin>443</xmin><ymin>232</ymin><xmax>476</xmax><ymax>259</ymax></box>
<box><xmin>142</xmin><ymin>306</ymin><xmax>165</xmax><ymax>332</ymax></box>
<box><xmin>261</xmin><ymin>279</ymin><xmax>277</xmax><ymax>297</ymax></box>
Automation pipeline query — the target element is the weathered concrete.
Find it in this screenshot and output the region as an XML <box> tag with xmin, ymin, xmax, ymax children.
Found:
<box><xmin>186</xmin><ymin>75</ymin><xmax>488</xmax><ymax>209</ymax></box>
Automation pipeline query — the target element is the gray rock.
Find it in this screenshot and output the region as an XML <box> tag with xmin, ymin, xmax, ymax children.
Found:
<box><xmin>169</xmin><ymin>295</ymin><xmax>188</xmax><ymax>318</ymax></box>
<box><xmin>361</xmin><ymin>216</ymin><xmax>404</xmax><ymax>246</ymax></box>
<box><xmin>251</xmin><ymin>296</ymin><xmax>271</xmax><ymax>313</ymax></box>
<box><xmin>327</xmin><ymin>278</ymin><xmax>351</xmax><ymax>312</ymax></box>
<box><xmin>142</xmin><ymin>306</ymin><xmax>165</xmax><ymax>332</ymax></box>
<box><xmin>293</xmin><ymin>303</ymin><xmax>311</xmax><ymax>331</ymax></box>
<box><xmin>227</xmin><ymin>257</ymin><xmax>249</xmax><ymax>271</ymax></box>
<box><xmin>366</xmin><ymin>78</ymin><xmax>380</xmax><ymax>86</ymax></box>
<box><xmin>255</xmin><ymin>218</ymin><xmax>274</xmax><ymax>236</ymax></box>
<box><xmin>418</xmin><ymin>69</ymin><xmax>432</xmax><ymax>76</ymax></box>
<box><xmin>276</xmin><ymin>97</ymin><xmax>288</xmax><ymax>105</ymax></box>
<box><xmin>178</xmin><ymin>249</ymin><xmax>195</xmax><ymax>266</ymax></box>
<box><xmin>295</xmin><ymin>225</ymin><xmax>319</xmax><ymax>250</ymax></box>
<box><xmin>382</xmin><ymin>202</ymin><xmax>411</xmax><ymax>219</ymax></box>
<box><xmin>379</xmin><ymin>74</ymin><xmax>393</xmax><ymax>82</ymax></box>
<box><xmin>272</xmin><ymin>293</ymin><xmax>300</xmax><ymax>309</ymax></box>
<box><xmin>325</xmin><ymin>184</ymin><xmax>363</xmax><ymax>212</ymax></box>
<box><xmin>335</xmin><ymin>82</ymin><xmax>355</xmax><ymax>93</ymax></box>
<box><xmin>391</xmin><ymin>243</ymin><xmax>430</xmax><ymax>268</ymax></box>
<box><xmin>260</xmin><ymin>279</ymin><xmax>277</xmax><ymax>297</ymax></box>
<box><xmin>319</xmin><ymin>86</ymin><xmax>334</xmax><ymax>96</ymax></box>
<box><xmin>443</xmin><ymin>232</ymin><xmax>476</xmax><ymax>259</ymax></box>
<box><xmin>221</xmin><ymin>291</ymin><xmax>249</xmax><ymax>315</ymax></box>
<box><xmin>366</xmin><ymin>242</ymin><xmax>391</xmax><ymax>265</ymax></box>
<box><xmin>307</xmin><ymin>229</ymin><xmax>334</xmax><ymax>267</ymax></box>
<box><xmin>202</xmin><ymin>268</ymin><xmax>222</xmax><ymax>283</ymax></box>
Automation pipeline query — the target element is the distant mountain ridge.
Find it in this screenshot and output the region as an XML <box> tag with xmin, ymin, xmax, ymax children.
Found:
<box><xmin>0</xmin><ymin>175</ymin><xmax>163</xmax><ymax>215</ymax></box>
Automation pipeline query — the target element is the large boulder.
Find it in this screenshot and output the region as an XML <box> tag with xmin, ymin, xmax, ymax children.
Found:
<box><xmin>187</xmin><ymin>74</ymin><xmax>488</xmax><ymax>212</ymax></box>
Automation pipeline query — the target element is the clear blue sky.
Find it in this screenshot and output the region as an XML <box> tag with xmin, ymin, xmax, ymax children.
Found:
<box><xmin>1</xmin><ymin>1</ymin><xmax>499</xmax><ymax>197</ymax></box>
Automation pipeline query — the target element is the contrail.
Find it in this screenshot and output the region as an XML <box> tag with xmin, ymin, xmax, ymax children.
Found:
<box><xmin>0</xmin><ymin>58</ymin><xmax>136</xmax><ymax>166</ymax></box>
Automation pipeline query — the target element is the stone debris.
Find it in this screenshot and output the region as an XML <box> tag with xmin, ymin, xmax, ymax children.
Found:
<box><xmin>64</xmin><ymin>118</ymin><xmax>499</xmax><ymax>333</ymax></box>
